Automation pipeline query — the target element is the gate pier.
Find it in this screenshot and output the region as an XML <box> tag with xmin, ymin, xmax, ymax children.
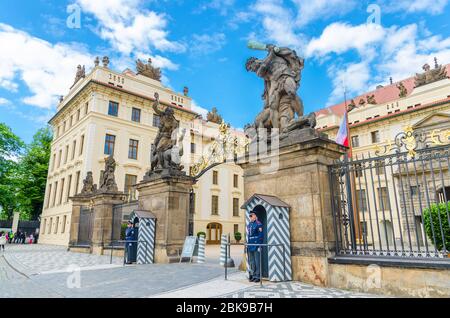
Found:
<box><xmin>136</xmin><ymin>174</ymin><xmax>195</xmax><ymax>263</ymax></box>
<box><xmin>240</xmin><ymin>132</ymin><xmax>346</xmax><ymax>286</ymax></box>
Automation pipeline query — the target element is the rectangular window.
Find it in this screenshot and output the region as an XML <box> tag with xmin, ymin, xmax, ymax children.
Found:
<box><xmin>153</xmin><ymin>114</ymin><xmax>160</xmax><ymax>127</ymax></box>
<box><xmin>58</xmin><ymin>149</ymin><xmax>62</xmax><ymax>168</ymax></box>
<box><xmin>52</xmin><ymin>153</ymin><xmax>56</xmax><ymax>171</ymax></box>
<box><xmin>131</xmin><ymin>107</ymin><xmax>141</xmax><ymax>123</ymax></box>
<box><xmin>212</xmin><ymin>171</ymin><xmax>218</xmax><ymax>185</ymax></box>
<box><xmin>377</xmin><ymin>187</ymin><xmax>390</xmax><ymax>210</ymax></box>
<box><xmin>351</xmin><ymin>135</ymin><xmax>360</xmax><ymax>148</ymax></box>
<box><xmin>356</xmin><ymin>189</ymin><xmax>367</xmax><ymax>212</ymax></box>
<box><xmin>191</xmin><ymin>142</ymin><xmax>196</xmax><ymax>154</ymax></box>
<box><xmin>55</xmin><ymin>216</ymin><xmax>59</xmax><ymax>234</ymax></box>
<box><xmin>233</xmin><ymin>198</ymin><xmax>240</xmax><ymax>217</ymax></box>
<box><xmin>75</xmin><ymin>171</ymin><xmax>81</xmax><ymax>195</ymax></box>
<box><xmin>63</xmin><ymin>121</ymin><xmax>66</xmax><ymax>133</ymax></box>
<box><xmin>85</xmin><ymin>102</ymin><xmax>88</xmax><ymax>115</ymax></box>
<box><xmin>104</xmin><ymin>134</ymin><xmax>116</xmax><ymax>155</ymax></box>
<box><xmin>66</xmin><ymin>175</ymin><xmax>72</xmax><ymax>203</ymax></box>
<box><xmin>371</xmin><ymin>130</ymin><xmax>380</xmax><ymax>143</ymax></box>
<box><xmin>128</xmin><ymin>139</ymin><xmax>139</xmax><ymax>159</ymax></box>
<box><xmin>48</xmin><ymin>218</ymin><xmax>52</xmax><ymax>234</ymax></box>
<box><xmin>61</xmin><ymin>215</ymin><xmax>67</xmax><ymax>234</ymax></box>
<box><xmin>70</xmin><ymin>115</ymin><xmax>73</xmax><ymax>127</ymax></box>
<box><xmin>233</xmin><ymin>174</ymin><xmax>239</xmax><ymax>188</ymax></box>
<box><xmin>375</xmin><ymin>161</ymin><xmax>385</xmax><ymax>175</ymax></box>
<box><xmin>77</xmin><ymin>109</ymin><xmax>80</xmax><ymax>121</ymax></box>
<box><xmin>52</xmin><ymin>182</ymin><xmax>58</xmax><ymax>207</ymax></box>
<box><xmin>411</xmin><ymin>185</ymin><xmax>420</xmax><ymax>198</ymax></box>
<box><xmin>79</xmin><ymin>135</ymin><xmax>84</xmax><ymax>156</ymax></box>
<box><xmin>64</xmin><ymin>145</ymin><xmax>69</xmax><ymax>164</ymax></box>
<box><xmin>211</xmin><ymin>195</ymin><xmax>219</xmax><ymax>215</ymax></box>
<box><xmin>355</xmin><ymin>163</ymin><xmax>363</xmax><ymax>178</ymax></box>
<box><xmin>46</xmin><ymin>184</ymin><xmax>52</xmax><ymax>208</ymax></box>
<box><xmin>108</xmin><ymin>101</ymin><xmax>119</xmax><ymax>117</ymax></box>
<box><xmin>234</xmin><ymin>224</ymin><xmax>239</xmax><ymax>234</ymax></box>
<box><xmin>59</xmin><ymin>178</ymin><xmax>65</xmax><ymax>205</ymax></box>
<box><xmin>72</xmin><ymin>140</ymin><xmax>76</xmax><ymax>160</ymax></box>
<box><xmin>124</xmin><ymin>174</ymin><xmax>137</xmax><ymax>200</ymax></box>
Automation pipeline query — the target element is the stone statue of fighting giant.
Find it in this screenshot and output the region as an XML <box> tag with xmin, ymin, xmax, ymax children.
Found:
<box><xmin>245</xmin><ymin>41</ymin><xmax>316</xmax><ymax>138</ymax></box>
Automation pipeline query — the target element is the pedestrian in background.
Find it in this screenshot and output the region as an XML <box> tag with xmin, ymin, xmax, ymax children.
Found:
<box><xmin>0</xmin><ymin>232</ymin><xmax>6</xmax><ymax>252</ymax></box>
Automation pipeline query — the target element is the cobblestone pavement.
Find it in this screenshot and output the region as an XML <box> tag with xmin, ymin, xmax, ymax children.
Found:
<box><xmin>0</xmin><ymin>245</ymin><xmax>385</xmax><ymax>298</ymax></box>
<box><xmin>153</xmin><ymin>271</ymin><xmax>382</xmax><ymax>298</ymax></box>
<box><xmin>0</xmin><ymin>255</ymin><xmax>61</xmax><ymax>298</ymax></box>
<box><xmin>3</xmin><ymin>244</ymin><xmax>122</xmax><ymax>276</ymax></box>
<box><xmin>220</xmin><ymin>278</ymin><xmax>382</xmax><ymax>298</ymax></box>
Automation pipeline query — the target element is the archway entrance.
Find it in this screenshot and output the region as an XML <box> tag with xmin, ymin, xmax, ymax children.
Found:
<box><xmin>206</xmin><ymin>222</ymin><xmax>222</xmax><ymax>244</ymax></box>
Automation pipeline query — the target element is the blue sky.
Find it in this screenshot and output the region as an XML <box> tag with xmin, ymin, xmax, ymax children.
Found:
<box><xmin>0</xmin><ymin>0</ymin><xmax>449</xmax><ymax>143</ymax></box>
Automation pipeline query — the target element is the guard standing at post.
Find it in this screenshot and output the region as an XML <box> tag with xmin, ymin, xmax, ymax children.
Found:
<box><xmin>247</xmin><ymin>211</ymin><xmax>264</xmax><ymax>283</ymax></box>
<box><xmin>125</xmin><ymin>221</ymin><xmax>136</xmax><ymax>264</ymax></box>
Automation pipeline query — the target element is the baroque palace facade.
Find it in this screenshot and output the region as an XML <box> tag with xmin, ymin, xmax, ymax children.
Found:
<box><xmin>316</xmin><ymin>61</ymin><xmax>450</xmax><ymax>249</ymax></box>
<box><xmin>39</xmin><ymin>58</ymin><xmax>245</xmax><ymax>246</ymax></box>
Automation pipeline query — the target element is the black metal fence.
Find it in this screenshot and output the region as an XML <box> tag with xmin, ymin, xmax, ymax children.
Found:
<box><xmin>330</xmin><ymin>144</ymin><xmax>450</xmax><ymax>260</ymax></box>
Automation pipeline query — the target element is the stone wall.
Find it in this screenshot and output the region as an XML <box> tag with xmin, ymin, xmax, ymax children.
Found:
<box><xmin>328</xmin><ymin>262</ymin><xmax>450</xmax><ymax>297</ymax></box>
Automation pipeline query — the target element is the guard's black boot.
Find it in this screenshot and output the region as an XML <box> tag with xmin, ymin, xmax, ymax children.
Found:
<box><xmin>248</xmin><ymin>275</ymin><xmax>253</xmax><ymax>282</ymax></box>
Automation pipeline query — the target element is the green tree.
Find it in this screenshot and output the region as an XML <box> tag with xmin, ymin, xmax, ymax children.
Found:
<box><xmin>0</xmin><ymin>123</ymin><xmax>24</xmax><ymax>220</ymax></box>
<box><xmin>423</xmin><ymin>202</ymin><xmax>450</xmax><ymax>252</ymax></box>
<box><xmin>16</xmin><ymin>127</ymin><xmax>52</xmax><ymax>220</ymax></box>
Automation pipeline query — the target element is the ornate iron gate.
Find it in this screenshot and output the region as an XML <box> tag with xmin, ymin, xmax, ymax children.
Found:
<box><xmin>330</xmin><ymin>129</ymin><xmax>450</xmax><ymax>261</ymax></box>
<box><xmin>78</xmin><ymin>206</ymin><xmax>93</xmax><ymax>245</ymax></box>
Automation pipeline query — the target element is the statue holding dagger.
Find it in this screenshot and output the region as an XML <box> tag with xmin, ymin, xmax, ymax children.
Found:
<box><xmin>245</xmin><ymin>41</ymin><xmax>316</xmax><ymax>136</ymax></box>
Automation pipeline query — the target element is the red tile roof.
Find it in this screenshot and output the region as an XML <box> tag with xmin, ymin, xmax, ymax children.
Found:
<box><xmin>315</xmin><ymin>64</ymin><xmax>450</xmax><ymax>117</ymax></box>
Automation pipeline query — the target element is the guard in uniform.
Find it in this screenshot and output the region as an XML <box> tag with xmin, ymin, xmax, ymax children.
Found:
<box><xmin>125</xmin><ymin>221</ymin><xmax>136</xmax><ymax>264</ymax></box>
<box><xmin>247</xmin><ymin>211</ymin><xmax>264</xmax><ymax>283</ymax></box>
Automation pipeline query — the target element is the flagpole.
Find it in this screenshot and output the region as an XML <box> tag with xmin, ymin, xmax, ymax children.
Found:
<box><xmin>343</xmin><ymin>86</ymin><xmax>362</xmax><ymax>243</ymax></box>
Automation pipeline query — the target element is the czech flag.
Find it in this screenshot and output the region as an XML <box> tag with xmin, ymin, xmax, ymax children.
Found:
<box><xmin>336</xmin><ymin>112</ymin><xmax>349</xmax><ymax>147</ymax></box>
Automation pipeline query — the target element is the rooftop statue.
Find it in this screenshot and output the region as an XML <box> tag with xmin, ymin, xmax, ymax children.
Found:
<box><xmin>397</xmin><ymin>82</ymin><xmax>408</xmax><ymax>98</ymax></box>
<box><xmin>245</xmin><ymin>41</ymin><xmax>316</xmax><ymax>137</ymax></box>
<box><xmin>207</xmin><ymin>107</ymin><xmax>223</xmax><ymax>124</ymax></box>
<box><xmin>136</xmin><ymin>58</ymin><xmax>162</xmax><ymax>81</ymax></box>
<box><xmin>415</xmin><ymin>58</ymin><xmax>448</xmax><ymax>87</ymax></box>
<box><xmin>147</xmin><ymin>93</ymin><xmax>186</xmax><ymax>178</ymax></box>
<box><xmin>72</xmin><ymin>65</ymin><xmax>85</xmax><ymax>87</ymax></box>
<box><xmin>98</xmin><ymin>155</ymin><xmax>119</xmax><ymax>193</ymax></box>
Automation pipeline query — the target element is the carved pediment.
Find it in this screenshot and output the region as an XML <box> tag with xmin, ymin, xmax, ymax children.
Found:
<box><xmin>413</xmin><ymin>112</ymin><xmax>450</xmax><ymax>129</ymax></box>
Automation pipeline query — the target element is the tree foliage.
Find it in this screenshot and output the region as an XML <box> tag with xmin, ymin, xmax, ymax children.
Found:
<box><xmin>16</xmin><ymin>127</ymin><xmax>53</xmax><ymax>220</ymax></box>
<box><xmin>0</xmin><ymin>123</ymin><xmax>24</xmax><ymax>220</ymax></box>
<box><xmin>0</xmin><ymin>123</ymin><xmax>52</xmax><ymax>221</ymax></box>
<box><xmin>423</xmin><ymin>202</ymin><xmax>450</xmax><ymax>252</ymax></box>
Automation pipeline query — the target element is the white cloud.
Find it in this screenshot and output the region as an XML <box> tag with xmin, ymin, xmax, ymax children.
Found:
<box><xmin>198</xmin><ymin>0</ymin><xmax>236</xmax><ymax>15</ymax></box>
<box><xmin>76</xmin><ymin>0</ymin><xmax>185</xmax><ymax>56</ymax></box>
<box><xmin>310</xmin><ymin>21</ymin><xmax>450</xmax><ymax>106</ymax></box>
<box><xmin>0</xmin><ymin>97</ymin><xmax>10</xmax><ymax>106</ymax></box>
<box><xmin>381</xmin><ymin>0</ymin><xmax>449</xmax><ymax>15</ymax></box>
<box><xmin>327</xmin><ymin>62</ymin><xmax>371</xmax><ymax>105</ymax></box>
<box><xmin>0</xmin><ymin>23</ymin><xmax>93</xmax><ymax>109</ymax></box>
<box><xmin>190</xmin><ymin>33</ymin><xmax>227</xmax><ymax>55</ymax></box>
<box><xmin>191</xmin><ymin>100</ymin><xmax>209</xmax><ymax>118</ymax></box>
<box><xmin>252</xmin><ymin>0</ymin><xmax>305</xmax><ymax>50</ymax></box>
<box><xmin>292</xmin><ymin>0</ymin><xmax>357</xmax><ymax>27</ymax></box>
<box><xmin>306</xmin><ymin>23</ymin><xmax>385</xmax><ymax>58</ymax></box>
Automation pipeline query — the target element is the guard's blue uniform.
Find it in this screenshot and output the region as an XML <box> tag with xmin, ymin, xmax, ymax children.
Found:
<box><xmin>125</xmin><ymin>227</ymin><xmax>137</xmax><ymax>264</ymax></box>
<box><xmin>247</xmin><ymin>220</ymin><xmax>264</xmax><ymax>279</ymax></box>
